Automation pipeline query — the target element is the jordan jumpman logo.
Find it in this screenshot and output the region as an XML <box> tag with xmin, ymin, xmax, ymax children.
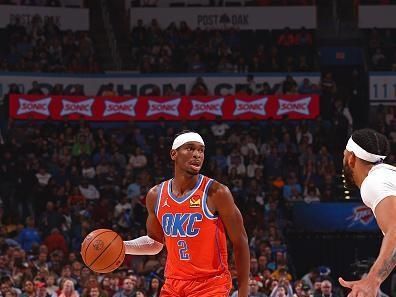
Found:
<box><xmin>162</xmin><ymin>198</ymin><xmax>170</xmax><ymax>207</ymax></box>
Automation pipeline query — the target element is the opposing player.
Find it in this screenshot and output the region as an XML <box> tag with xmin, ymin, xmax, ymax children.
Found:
<box><xmin>339</xmin><ymin>129</ymin><xmax>396</xmax><ymax>297</ymax></box>
<box><xmin>123</xmin><ymin>131</ymin><xmax>250</xmax><ymax>297</ymax></box>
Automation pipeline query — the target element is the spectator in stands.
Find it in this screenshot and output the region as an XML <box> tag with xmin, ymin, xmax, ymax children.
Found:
<box><xmin>313</xmin><ymin>280</ymin><xmax>340</xmax><ymax>297</ymax></box>
<box><xmin>258</xmin><ymin>82</ymin><xmax>272</xmax><ymax>95</ymax></box>
<box><xmin>113</xmin><ymin>278</ymin><xmax>136</xmax><ymax>297</ymax></box>
<box><xmin>189</xmin><ymin>77</ymin><xmax>209</xmax><ymax>96</ymax></box>
<box><xmin>18</xmin><ymin>216</ymin><xmax>41</xmax><ymax>251</ymax></box>
<box><xmin>247</xmin><ymin>74</ymin><xmax>258</xmax><ymax>94</ymax></box>
<box><xmin>128</xmin><ymin>147</ymin><xmax>147</xmax><ymax>170</ymax></box>
<box><xmin>321</xmin><ymin>72</ymin><xmax>336</xmax><ymax>95</ymax></box>
<box><xmin>50</xmin><ymin>84</ymin><xmax>64</xmax><ymax>95</ymax></box>
<box><xmin>146</xmin><ymin>277</ymin><xmax>161</xmax><ymax>297</ymax></box>
<box><xmin>292</xmin><ymin>281</ymin><xmax>309</xmax><ymax>297</ymax></box>
<box><xmin>58</xmin><ymin>280</ymin><xmax>79</xmax><ymax>297</ymax></box>
<box><xmin>35</xmin><ymin>166</ymin><xmax>52</xmax><ymax>187</ymax></box>
<box><xmin>210</xmin><ymin>119</ymin><xmax>229</xmax><ymax>138</ymax></box>
<box><xmin>301</xmin><ymin>268</ymin><xmax>319</xmax><ymax>290</ymax></box>
<box><xmin>298</xmin><ymin>78</ymin><xmax>313</xmax><ymax>94</ymax></box>
<box><xmin>78</xmin><ymin>179</ymin><xmax>100</xmax><ymax>201</ymax></box>
<box><xmin>188</xmin><ymin>53</ymin><xmax>206</xmax><ymax>72</ymax></box>
<box><xmin>39</xmin><ymin>201</ymin><xmax>64</xmax><ymax>234</ymax></box>
<box><xmin>303</xmin><ymin>182</ymin><xmax>321</xmax><ymax>203</ymax></box>
<box><xmin>69</xmin><ymin>84</ymin><xmax>85</xmax><ymax>96</ymax></box>
<box><xmin>249</xmin><ymin>279</ymin><xmax>267</xmax><ymax>297</ymax></box>
<box><xmin>101</xmin><ymin>83</ymin><xmax>118</xmax><ymax>96</ymax></box>
<box><xmin>282</xmin><ymin>172</ymin><xmax>302</xmax><ymax>201</ymax></box>
<box><xmin>44</xmin><ymin>275</ymin><xmax>58</xmax><ymax>297</ymax></box>
<box><xmin>295</xmin><ymin>27</ymin><xmax>312</xmax><ymax>48</ymax></box>
<box><xmin>372</xmin><ymin>48</ymin><xmax>386</xmax><ymax>69</ymax></box>
<box><xmin>20</xmin><ymin>280</ymin><xmax>37</xmax><ymax>297</ymax></box>
<box><xmin>72</xmin><ymin>134</ymin><xmax>92</xmax><ymax>157</ymax></box>
<box><xmin>28</xmin><ymin>81</ymin><xmax>44</xmax><ymax>95</ymax></box>
<box><xmin>270</xmin><ymin>284</ymin><xmax>292</xmax><ymax>297</ymax></box>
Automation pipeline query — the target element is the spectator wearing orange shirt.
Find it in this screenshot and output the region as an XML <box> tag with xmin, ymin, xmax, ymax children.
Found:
<box><xmin>277</xmin><ymin>27</ymin><xmax>296</xmax><ymax>48</ymax></box>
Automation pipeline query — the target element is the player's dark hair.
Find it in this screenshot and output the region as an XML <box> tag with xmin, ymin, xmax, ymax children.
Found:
<box><xmin>173</xmin><ymin>130</ymin><xmax>196</xmax><ymax>140</ymax></box>
<box><xmin>351</xmin><ymin>129</ymin><xmax>390</xmax><ymax>162</ymax></box>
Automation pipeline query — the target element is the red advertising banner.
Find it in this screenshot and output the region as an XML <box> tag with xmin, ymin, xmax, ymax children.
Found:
<box><xmin>9</xmin><ymin>94</ymin><xmax>319</xmax><ymax>121</ymax></box>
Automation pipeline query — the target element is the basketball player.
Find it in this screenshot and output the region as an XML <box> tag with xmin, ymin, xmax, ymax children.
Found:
<box><xmin>339</xmin><ymin>129</ymin><xmax>396</xmax><ymax>297</ymax></box>
<box><xmin>123</xmin><ymin>131</ymin><xmax>250</xmax><ymax>297</ymax></box>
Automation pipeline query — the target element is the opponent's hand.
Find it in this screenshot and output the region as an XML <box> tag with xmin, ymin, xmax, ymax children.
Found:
<box><xmin>339</xmin><ymin>276</ymin><xmax>380</xmax><ymax>297</ymax></box>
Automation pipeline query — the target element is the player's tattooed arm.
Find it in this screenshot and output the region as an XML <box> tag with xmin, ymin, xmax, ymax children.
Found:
<box><xmin>339</xmin><ymin>197</ymin><xmax>396</xmax><ymax>296</ymax></box>
<box><xmin>377</xmin><ymin>248</ymin><xmax>396</xmax><ymax>281</ymax></box>
<box><xmin>365</xmin><ymin>195</ymin><xmax>396</xmax><ymax>284</ymax></box>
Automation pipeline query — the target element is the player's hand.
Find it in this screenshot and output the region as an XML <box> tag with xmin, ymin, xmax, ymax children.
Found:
<box><xmin>339</xmin><ymin>276</ymin><xmax>380</xmax><ymax>297</ymax></box>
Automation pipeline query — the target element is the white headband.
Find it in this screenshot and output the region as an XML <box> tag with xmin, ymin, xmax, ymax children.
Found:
<box><xmin>172</xmin><ymin>132</ymin><xmax>205</xmax><ymax>150</ymax></box>
<box><xmin>346</xmin><ymin>137</ymin><xmax>386</xmax><ymax>163</ymax></box>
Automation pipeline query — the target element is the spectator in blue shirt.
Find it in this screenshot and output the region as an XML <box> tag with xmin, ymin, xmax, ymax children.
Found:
<box><xmin>282</xmin><ymin>172</ymin><xmax>303</xmax><ymax>201</ymax></box>
<box><xmin>17</xmin><ymin>216</ymin><xmax>41</xmax><ymax>252</ymax></box>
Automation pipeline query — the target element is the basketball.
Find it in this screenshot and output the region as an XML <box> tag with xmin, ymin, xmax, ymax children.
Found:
<box><xmin>81</xmin><ymin>229</ymin><xmax>125</xmax><ymax>273</ymax></box>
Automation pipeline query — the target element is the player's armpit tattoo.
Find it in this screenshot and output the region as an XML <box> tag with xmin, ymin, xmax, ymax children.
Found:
<box><xmin>378</xmin><ymin>248</ymin><xmax>396</xmax><ymax>281</ymax></box>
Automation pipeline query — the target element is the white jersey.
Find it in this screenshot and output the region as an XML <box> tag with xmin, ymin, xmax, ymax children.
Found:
<box><xmin>360</xmin><ymin>164</ymin><xmax>396</xmax><ymax>213</ymax></box>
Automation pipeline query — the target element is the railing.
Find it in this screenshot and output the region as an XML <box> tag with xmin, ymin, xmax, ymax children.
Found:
<box><xmin>100</xmin><ymin>0</ymin><xmax>122</xmax><ymax>70</ymax></box>
<box><xmin>1</xmin><ymin>0</ymin><xmax>84</xmax><ymax>7</ymax></box>
<box><xmin>131</xmin><ymin>0</ymin><xmax>315</xmax><ymax>7</ymax></box>
<box><xmin>60</xmin><ymin>0</ymin><xmax>84</xmax><ymax>7</ymax></box>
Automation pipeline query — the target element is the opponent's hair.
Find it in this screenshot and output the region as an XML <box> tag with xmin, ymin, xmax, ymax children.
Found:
<box><xmin>351</xmin><ymin>129</ymin><xmax>390</xmax><ymax>161</ymax></box>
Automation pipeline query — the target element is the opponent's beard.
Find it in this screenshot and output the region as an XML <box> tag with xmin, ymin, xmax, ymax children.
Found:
<box><xmin>343</xmin><ymin>163</ymin><xmax>358</xmax><ymax>191</ymax></box>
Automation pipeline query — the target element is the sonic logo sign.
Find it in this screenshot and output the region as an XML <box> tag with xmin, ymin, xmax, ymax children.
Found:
<box><xmin>277</xmin><ymin>97</ymin><xmax>311</xmax><ymax>116</ymax></box>
<box><xmin>17</xmin><ymin>97</ymin><xmax>51</xmax><ymax>116</ymax></box>
<box><xmin>233</xmin><ymin>97</ymin><xmax>268</xmax><ymax>116</ymax></box>
<box><xmin>103</xmin><ymin>99</ymin><xmax>137</xmax><ymax>117</ymax></box>
<box><xmin>346</xmin><ymin>205</ymin><xmax>374</xmax><ymax>227</ymax></box>
<box><xmin>146</xmin><ymin>98</ymin><xmax>181</xmax><ymax>117</ymax></box>
<box><xmin>190</xmin><ymin>98</ymin><xmax>224</xmax><ymax>116</ymax></box>
<box><xmin>9</xmin><ymin>94</ymin><xmax>319</xmax><ymax>121</ymax></box>
<box><xmin>60</xmin><ymin>98</ymin><xmax>94</xmax><ymax>117</ymax></box>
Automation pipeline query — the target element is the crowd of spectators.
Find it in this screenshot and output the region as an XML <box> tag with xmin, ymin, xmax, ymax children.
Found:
<box><xmin>0</xmin><ymin>16</ymin><xmax>100</xmax><ymax>73</ymax></box>
<box><xmin>0</xmin><ymin>75</ymin><xmax>355</xmax><ymax>296</ymax></box>
<box><xmin>364</xmin><ymin>28</ymin><xmax>396</xmax><ymax>71</ymax></box>
<box><xmin>0</xmin><ymin>0</ymin><xmax>391</xmax><ymax>296</ymax></box>
<box><xmin>370</xmin><ymin>105</ymin><xmax>396</xmax><ymax>160</ymax></box>
<box><xmin>130</xmin><ymin>19</ymin><xmax>317</xmax><ymax>73</ymax></box>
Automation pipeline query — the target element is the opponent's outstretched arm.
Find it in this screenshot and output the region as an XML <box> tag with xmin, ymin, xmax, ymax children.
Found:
<box><xmin>340</xmin><ymin>195</ymin><xmax>396</xmax><ymax>297</ymax></box>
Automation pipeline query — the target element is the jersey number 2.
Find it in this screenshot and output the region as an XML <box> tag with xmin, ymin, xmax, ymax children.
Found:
<box><xmin>177</xmin><ymin>240</ymin><xmax>190</xmax><ymax>260</ymax></box>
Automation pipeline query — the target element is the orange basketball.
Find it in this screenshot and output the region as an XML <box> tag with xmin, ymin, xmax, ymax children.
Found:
<box><xmin>81</xmin><ymin>229</ymin><xmax>125</xmax><ymax>273</ymax></box>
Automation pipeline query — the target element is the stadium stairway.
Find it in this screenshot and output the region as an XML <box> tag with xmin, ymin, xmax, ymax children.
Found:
<box><xmin>105</xmin><ymin>0</ymin><xmax>135</xmax><ymax>70</ymax></box>
<box><xmin>86</xmin><ymin>0</ymin><xmax>118</xmax><ymax>70</ymax></box>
